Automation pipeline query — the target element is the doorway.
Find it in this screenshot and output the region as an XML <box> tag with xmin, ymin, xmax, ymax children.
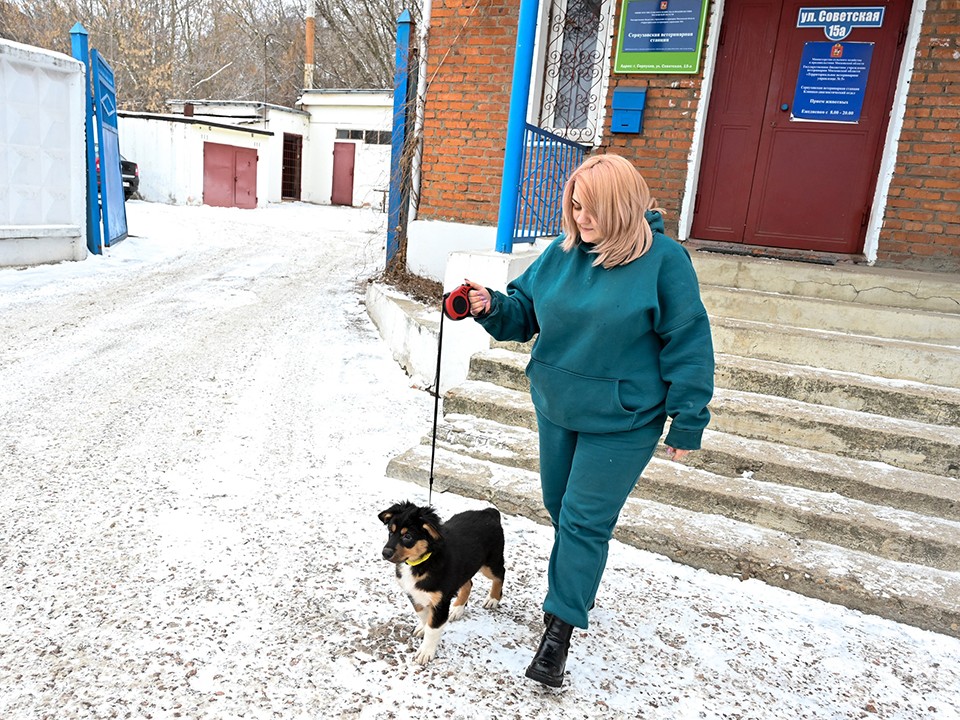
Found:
<box><xmin>282</xmin><ymin>133</ymin><xmax>302</xmax><ymax>201</ymax></box>
<box><xmin>692</xmin><ymin>0</ymin><xmax>909</xmax><ymax>254</ymax></box>
<box><xmin>331</xmin><ymin>142</ymin><xmax>356</xmax><ymax>206</ymax></box>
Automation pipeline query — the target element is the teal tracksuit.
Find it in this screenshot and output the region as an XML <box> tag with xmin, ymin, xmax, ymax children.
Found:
<box><xmin>476</xmin><ymin>212</ymin><xmax>714</xmax><ymax>628</ymax></box>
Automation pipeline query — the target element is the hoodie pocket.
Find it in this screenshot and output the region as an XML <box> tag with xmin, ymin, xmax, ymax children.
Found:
<box><xmin>526</xmin><ymin>359</ymin><xmax>637</xmax><ymax>433</ymax></box>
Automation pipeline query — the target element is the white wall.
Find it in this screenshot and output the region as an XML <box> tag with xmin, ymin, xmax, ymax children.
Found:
<box><xmin>407</xmin><ymin>219</ymin><xmax>499</xmax><ymax>282</ymax></box>
<box><xmin>262</xmin><ymin>107</ymin><xmax>309</xmax><ymax>203</ymax></box>
<box><xmin>297</xmin><ymin>90</ymin><xmax>392</xmax><ymax>208</ymax></box>
<box><xmin>119</xmin><ymin>117</ymin><xmax>195</xmax><ymax>204</ymax></box>
<box><xmin>119</xmin><ymin>115</ymin><xmax>271</xmax><ymax>207</ymax></box>
<box><xmin>0</xmin><ymin>39</ymin><xmax>86</xmax><ymax>265</ymax></box>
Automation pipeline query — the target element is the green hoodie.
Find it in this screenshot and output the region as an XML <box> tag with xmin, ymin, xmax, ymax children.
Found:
<box><xmin>476</xmin><ymin>211</ymin><xmax>714</xmax><ymax>449</ymax></box>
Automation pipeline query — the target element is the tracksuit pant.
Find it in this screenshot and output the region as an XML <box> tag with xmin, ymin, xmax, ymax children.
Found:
<box><xmin>536</xmin><ymin>409</ymin><xmax>660</xmax><ymax>629</ymax></box>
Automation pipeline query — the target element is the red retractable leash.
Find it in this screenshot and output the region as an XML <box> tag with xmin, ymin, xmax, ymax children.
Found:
<box><xmin>428</xmin><ymin>283</ymin><xmax>475</xmax><ymax>504</ymax></box>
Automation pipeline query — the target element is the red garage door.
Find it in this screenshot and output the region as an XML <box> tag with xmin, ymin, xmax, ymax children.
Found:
<box><xmin>203</xmin><ymin>142</ymin><xmax>258</xmax><ymax>209</ymax></box>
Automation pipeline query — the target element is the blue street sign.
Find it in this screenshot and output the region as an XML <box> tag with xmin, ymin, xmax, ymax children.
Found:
<box><xmin>797</xmin><ymin>6</ymin><xmax>885</xmax><ymax>41</ymax></box>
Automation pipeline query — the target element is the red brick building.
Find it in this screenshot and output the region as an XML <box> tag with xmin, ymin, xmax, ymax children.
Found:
<box><xmin>408</xmin><ymin>0</ymin><xmax>960</xmax><ymax>275</ymax></box>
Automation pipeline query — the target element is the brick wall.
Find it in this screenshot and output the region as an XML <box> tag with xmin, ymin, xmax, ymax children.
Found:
<box><xmin>876</xmin><ymin>0</ymin><xmax>960</xmax><ymax>273</ymax></box>
<box><xmin>418</xmin><ymin>0</ymin><xmax>517</xmax><ymax>225</ymax></box>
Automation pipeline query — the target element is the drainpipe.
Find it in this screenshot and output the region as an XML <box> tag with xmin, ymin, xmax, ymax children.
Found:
<box><xmin>304</xmin><ymin>0</ymin><xmax>316</xmax><ymax>90</ymax></box>
<box><xmin>494</xmin><ymin>0</ymin><xmax>539</xmax><ymax>253</ymax></box>
<box><xmin>408</xmin><ymin>0</ymin><xmax>433</xmax><ymax>222</ymax></box>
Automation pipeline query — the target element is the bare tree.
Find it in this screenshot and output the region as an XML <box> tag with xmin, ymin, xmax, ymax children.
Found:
<box><xmin>0</xmin><ymin>0</ymin><xmax>420</xmax><ymax>109</ymax></box>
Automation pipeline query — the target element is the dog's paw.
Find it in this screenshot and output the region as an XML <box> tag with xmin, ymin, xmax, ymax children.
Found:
<box><xmin>413</xmin><ymin>621</ymin><xmax>426</xmax><ymax>638</ymax></box>
<box><xmin>414</xmin><ymin>645</ymin><xmax>437</xmax><ymax>665</ymax></box>
<box><xmin>482</xmin><ymin>596</ymin><xmax>501</xmax><ymax>610</ymax></box>
<box><xmin>414</xmin><ymin>627</ymin><xmax>442</xmax><ymax>665</ymax></box>
<box><xmin>448</xmin><ymin>604</ymin><xmax>466</xmax><ymax>622</ymax></box>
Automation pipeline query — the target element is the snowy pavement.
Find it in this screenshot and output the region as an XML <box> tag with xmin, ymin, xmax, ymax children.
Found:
<box><xmin>0</xmin><ymin>200</ymin><xmax>958</xmax><ymax>719</ymax></box>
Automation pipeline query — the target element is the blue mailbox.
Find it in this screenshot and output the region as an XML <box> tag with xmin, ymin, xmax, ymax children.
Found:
<box><xmin>611</xmin><ymin>87</ymin><xmax>647</xmax><ymax>134</ymax></box>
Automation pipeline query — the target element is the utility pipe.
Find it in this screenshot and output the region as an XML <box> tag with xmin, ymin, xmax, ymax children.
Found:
<box><xmin>304</xmin><ymin>0</ymin><xmax>316</xmax><ymax>90</ymax></box>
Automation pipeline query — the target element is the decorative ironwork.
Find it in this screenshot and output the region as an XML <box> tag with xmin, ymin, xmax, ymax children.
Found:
<box><xmin>514</xmin><ymin>123</ymin><xmax>590</xmax><ymax>242</ymax></box>
<box><xmin>537</xmin><ymin>0</ymin><xmax>611</xmax><ymax>145</ymax></box>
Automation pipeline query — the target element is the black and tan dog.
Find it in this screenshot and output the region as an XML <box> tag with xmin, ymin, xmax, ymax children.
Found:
<box><xmin>378</xmin><ymin>501</ymin><xmax>505</xmax><ymax>664</ymax></box>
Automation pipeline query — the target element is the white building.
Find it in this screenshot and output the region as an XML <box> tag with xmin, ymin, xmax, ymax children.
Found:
<box><xmin>118</xmin><ymin>91</ymin><xmax>393</xmax><ymax>211</ymax></box>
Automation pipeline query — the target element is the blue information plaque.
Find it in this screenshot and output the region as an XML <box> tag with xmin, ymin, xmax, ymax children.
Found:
<box><xmin>791</xmin><ymin>41</ymin><xmax>874</xmax><ymax>123</ymax></box>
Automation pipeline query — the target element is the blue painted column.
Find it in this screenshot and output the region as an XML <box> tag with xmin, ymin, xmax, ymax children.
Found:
<box><xmin>387</xmin><ymin>9</ymin><xmax>413</xmax><ymax>265</ymax></box>
<box><xmin>70</xmin><ymin>23</ymin><xmax>102</xmax><ymax>255</ymax></box>
<box><xmin>495</xmin><ymin>0</ymin><xmax>540</xmax><ymax>254</ymax></box>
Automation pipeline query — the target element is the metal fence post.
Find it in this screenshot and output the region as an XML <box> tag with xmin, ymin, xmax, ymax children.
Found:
<box><xmin>494</xmin><ymin>0</ymin><xmax>540</xmax><ymax>254</ymax></box>
<box><xmin>69</xmin><ymin>23</ymin><xmax>101</xmax><ymax>255</ymax></box>
<box><xmin>387</xmin><ymin>9</ymin><xmax>413</xmax><ymax>266</ymax></box>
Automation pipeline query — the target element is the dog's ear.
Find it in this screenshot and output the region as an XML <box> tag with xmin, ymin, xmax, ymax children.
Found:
<box><xmin>422</xmin><ymin>521</ymin><xmax>442</xmax><ymax>541</ymax></box>
<box><xmin>379</xmin><ymin>503</ymin><xmax>405</xmax><ymax>525</ymax></box>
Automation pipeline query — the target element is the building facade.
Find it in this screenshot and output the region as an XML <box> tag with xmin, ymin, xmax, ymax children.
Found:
<box><xmin>410</xmin><ymin>0</ymin><xmax>959</xmax><ymax>275</ymax></box>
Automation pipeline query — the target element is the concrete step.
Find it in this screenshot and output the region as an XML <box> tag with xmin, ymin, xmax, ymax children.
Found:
<box><xmin>711</xmin><ymin>316</ymin><xmax>960</xmax><ymax>388</ymax></box>
<box><xmin>427</xmin><ymin>415</ymin><xmax>960</xmax><ymax>568</ymax></box>
<box><xmin>710</xmin><ymin>388</ymin><xmax>960</xmax><ymax>477</ymax></box>
<box><xmin>469</xmin><ymin>347</ymin><xmax>960</xmax><ymax>426</ymax></box>
<box><xmin>470</xmin><ymin>347</ymin><xmax>530</xmax><ymax>392</ymax></box>
<box><xmin>690</xmin><ymin>250</ymin><xmax>960</xmax><ymax>315</ymax></box>
<box><xmin>700</xmin><ymin>285</ymin><xmax>960</xmax><ymax>346</ymax></box>
<box><xmin>444</xmin><ymin>379</ymin><xmax>538</xmax><ymax>431</ymax></box>
<box><xmin>434</xmin><ymin>412</ymin><xmax>541</xmax><ymax>472</ymax></box>
<box><xmin>431</xmin><ymin>414</ymin><xmax>960</xmax><ymax>524</ymax></box>
<box><xmin>386</xmin><ymin>442</ymin><xmax>960</xmax><ymax>639</ymax></box>
<box><xmin>690</xmin><ymin>429</ymin><xmax>960</xmax><ymax>523</ymax></box>
<box><xmin>631</xmin><ymin>458</ymin><xmax>960</xmax><ymax>571</ymax></box>
<box><xmin>445</xmin><ymin>378</ymin><xmax>960</xmax><ymax>477</ymax></box>
<box><xmin>714</xmin><ymin>353</ymin><xmax>960</xmax><ymax>427</ymax></box>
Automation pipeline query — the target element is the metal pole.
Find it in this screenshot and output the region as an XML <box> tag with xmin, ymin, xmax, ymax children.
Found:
<box><xmin>70</xmin><ymin>23</ymin><xmax>101</xmax><ymax>255</ymax></box>
<box><xmin>263</xmin><ymin>34</ymin><xmax>274</xmax><ymax>109</ymax></box>
<box><xmin>387</xmin><ymin>10</ymin><xmax>413</xmax><ymax>265</ymax></box>
<box><xmin>494</xmin><ymin>0</ymin><xmax>540</xmax><ymax>254</ymax></box>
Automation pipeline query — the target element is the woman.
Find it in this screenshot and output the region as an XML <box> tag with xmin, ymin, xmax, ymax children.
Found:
<box><xmin>465</xmin><ymin>154</ymin><xmax>714</xmax><ymax>688</ymax></box>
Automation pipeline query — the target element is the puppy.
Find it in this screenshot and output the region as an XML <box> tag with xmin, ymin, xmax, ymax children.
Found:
<box><xmin>378</xmin><ymin>501</ymin><xmax>505</xmax><ymax>664</ymax></box>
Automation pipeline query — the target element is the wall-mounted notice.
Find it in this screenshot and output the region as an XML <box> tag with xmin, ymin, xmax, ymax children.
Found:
<box><xmin>614</xmin><ymin>0</ymin><xmax>710</xmax><ymax>74</ymax></box>
<box><xmin>791</xmin><ymin>41</ymin><xmax>874</xmax><ymax>123</ymax></box>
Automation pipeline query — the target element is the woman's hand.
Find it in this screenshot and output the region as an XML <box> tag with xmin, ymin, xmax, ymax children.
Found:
<box><xmin>665</xmin><ymin>446</ymin><xmax>691</xmax><ymax>462</ymax></box>
<box><xmin>464</xmin><ymin>279</ymin><xmax>491</xmax><ymax>317</ymax></box>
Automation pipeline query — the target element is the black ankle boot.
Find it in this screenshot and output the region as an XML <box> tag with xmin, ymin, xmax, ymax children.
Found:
<box><xmin>525</xmin><ymin>615</ymin><xmax>574</xmax><ymax>688</ymax></box>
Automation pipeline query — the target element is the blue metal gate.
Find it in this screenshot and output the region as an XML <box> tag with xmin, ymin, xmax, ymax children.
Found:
<box><xmin>92</xmin><ymin>49</ymin><xmax>127</xmax><ymax>248</ymax></box>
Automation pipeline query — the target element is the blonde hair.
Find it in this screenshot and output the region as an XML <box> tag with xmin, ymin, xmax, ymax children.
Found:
<box><xmin>560</xmin><ymin>154</ymin><xmax>663</xmax><ymax>268</ymax></box>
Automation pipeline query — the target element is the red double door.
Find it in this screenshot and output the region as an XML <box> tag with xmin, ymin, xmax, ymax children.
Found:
<box><xmin>203</xmin><ymin>142</ymin><xmax>258</xmax><ymax>209</ymax></box>
<box><xmin>692</xmin><ymin>0</ymin><xmax>910</xmax><ymax>254</ymax></box>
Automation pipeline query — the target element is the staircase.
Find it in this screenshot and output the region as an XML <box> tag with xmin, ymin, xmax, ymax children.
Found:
<box><xmin>384</xmin><ymin>250</ymin><xmax>960</xmax><ymax>638</ymax></box>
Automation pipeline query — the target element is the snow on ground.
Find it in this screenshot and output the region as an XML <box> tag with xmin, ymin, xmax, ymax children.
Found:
<box><xmin>0</xmin><ymin>200</ymin><xmax>958</xmax><ymax>720</ymax></box>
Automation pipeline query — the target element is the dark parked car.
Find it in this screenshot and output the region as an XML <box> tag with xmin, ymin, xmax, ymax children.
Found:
<box><xmin>96</xmin><ymin>149</ymin><xmax>140</xmax><ymax>200</ymax></box>
<box><xmin>120</xmin><ymin>155</ymin><xmax>140</xmax><ymax>200</ymax></box>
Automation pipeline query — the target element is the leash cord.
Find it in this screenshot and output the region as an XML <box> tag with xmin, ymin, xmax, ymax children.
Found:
<box><xmin>428</xmin><ymin>308</ymin><xmax>445</xmax><ymax>505</ymax></box>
